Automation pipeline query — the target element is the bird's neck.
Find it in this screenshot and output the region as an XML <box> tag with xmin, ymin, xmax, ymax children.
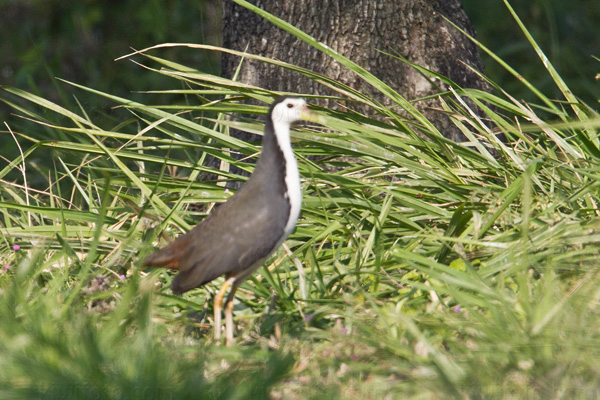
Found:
<box><xmin>256</xmin><ymin>118</ymin><xmax>292</xmax><ymax>177</ymax></box>
<box><xmin>255</xmin><ymin>118</ymin><xmax>302</xmax><ymax>236</ymax></box>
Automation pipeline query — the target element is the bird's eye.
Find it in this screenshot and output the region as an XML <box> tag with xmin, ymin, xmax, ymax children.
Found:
<box><xmin>287</xmin><ymin>103</ymin><xmax>294</xmax><ymax>108</ymax></box>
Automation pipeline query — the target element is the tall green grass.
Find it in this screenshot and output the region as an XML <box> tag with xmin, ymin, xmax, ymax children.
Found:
<box><xmin>1</xmin><ymin>1</ymin><xmax>600</xmax><ymax>398</ymax></box>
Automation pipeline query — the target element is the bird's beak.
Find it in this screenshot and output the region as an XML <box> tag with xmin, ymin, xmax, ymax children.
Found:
<box><xmin>300</xmin><ymin>104</ymin><xmax>326</xmax><ymax>124</ymax></box>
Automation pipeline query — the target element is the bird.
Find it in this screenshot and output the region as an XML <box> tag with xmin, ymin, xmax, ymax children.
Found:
<box><xmin>144</xmin><ymin>96</ymin><xmax>315</xmax><ymax>345</ymax></box>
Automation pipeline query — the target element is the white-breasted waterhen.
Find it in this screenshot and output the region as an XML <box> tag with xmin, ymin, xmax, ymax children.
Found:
<box><xmin>145</xmin><ymin>96</ymin><xmax>316</xmax><ymax>345</ymax></box>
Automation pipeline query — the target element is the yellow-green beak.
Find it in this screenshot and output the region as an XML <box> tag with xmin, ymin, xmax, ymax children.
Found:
<box><xmin>301</xmin><ymin>105</ymin><xmax>327</xmax><ymax>124</ymax></box>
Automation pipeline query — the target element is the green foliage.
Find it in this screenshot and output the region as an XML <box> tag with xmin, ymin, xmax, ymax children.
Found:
<box><xmin>462</xmin><ymin>0</ymin><xmax>600</xmax><ymax>105</ymax></box>
<box><xmin>0</xmin><ymin>0</ymin><xmax>220</xmax><ymax>156</ymax></box>
<box><xmin>0</xmin><ymin>256</ymin><xmax>293</xmax><ymax>399</ymax></box>
<box><xmin>2</xmin><ymin>1</ymin><xmax>600</xmax><ymax>398</ymax></box>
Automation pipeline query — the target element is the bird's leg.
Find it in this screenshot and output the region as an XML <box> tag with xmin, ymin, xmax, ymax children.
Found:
<box><xmin>213</xmin><ymin>276</ymin><xmax>235</xmax><ymax>341</ymax></box>
<box><xmin>224</xmin><ymin>281</ymin><xmax>241</xmax><ymax>346</ymax></box>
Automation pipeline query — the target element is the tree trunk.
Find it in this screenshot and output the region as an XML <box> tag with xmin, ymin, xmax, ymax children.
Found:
<box><xmin>222</xmin><ymin>0</ymin><xmax>490</xmax><ymax>142</ymax></box>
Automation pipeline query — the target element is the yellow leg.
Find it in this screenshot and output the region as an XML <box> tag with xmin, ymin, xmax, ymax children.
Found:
<box><xmin>224</xmin><ymin>281</ymin><xmax>241</xmax><ymax>346</ymax></box>
<box><xmin>213</xmin><ymin>276</ymin><xmax>235</xmax><ymax>341</ymax></box>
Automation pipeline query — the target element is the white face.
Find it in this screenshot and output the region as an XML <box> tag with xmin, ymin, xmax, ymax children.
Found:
<box><xmin>270</xmin><ymin>98</ymin><xmax>308</xmax><ymax>125</ymax></box>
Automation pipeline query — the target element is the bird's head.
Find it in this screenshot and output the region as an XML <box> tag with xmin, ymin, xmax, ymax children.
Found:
<box><xmin>269</xmin><ymin>96</ymin><xmax>323</xmax><ymax>125</ymax></box>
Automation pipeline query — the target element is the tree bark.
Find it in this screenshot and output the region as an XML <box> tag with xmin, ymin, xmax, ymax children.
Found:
<box><xmin>222</xmin><ymin>0</ymin><xmax>490</xmax><ymax>142</ymax></box>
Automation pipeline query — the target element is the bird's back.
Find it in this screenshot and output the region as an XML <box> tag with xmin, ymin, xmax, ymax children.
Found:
<box><xmin>144</xmin><ymin>173</ymin><xmax>291</xmax><ymax>294</ymax></box>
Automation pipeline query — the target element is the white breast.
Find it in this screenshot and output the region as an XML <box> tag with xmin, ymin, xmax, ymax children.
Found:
<box><xmin>272</xmin><ymin>119</ymin><xmax>302</xmax><ymax>238</ymax></box>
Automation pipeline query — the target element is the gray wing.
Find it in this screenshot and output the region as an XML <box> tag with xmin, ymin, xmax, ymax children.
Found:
<box><xmin>146</xmin><ymin>182</ymin><xmax>291</xmax><ymax>294</ymax></box>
